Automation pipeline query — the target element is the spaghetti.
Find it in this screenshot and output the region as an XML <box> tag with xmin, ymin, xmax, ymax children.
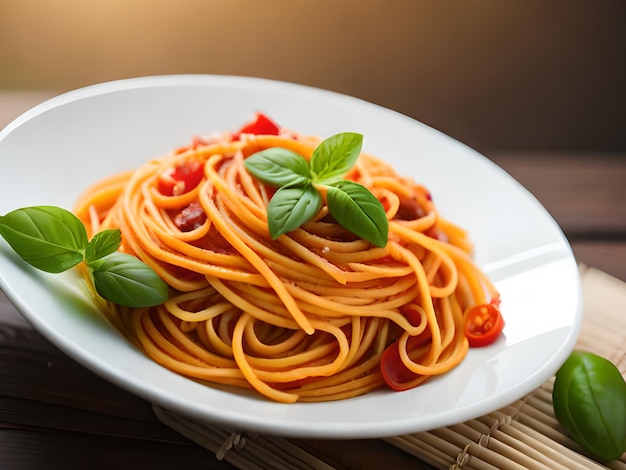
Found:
<box><xmin>73</xmin><ymin>115</ymin><xmax>499</xmax><ymax>403</ymax></box>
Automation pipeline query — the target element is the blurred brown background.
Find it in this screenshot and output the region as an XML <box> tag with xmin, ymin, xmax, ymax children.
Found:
<box><xmin>0</xmin><ymin>0</ymin><xmax>624</xmax><ymax>154</ymax></box>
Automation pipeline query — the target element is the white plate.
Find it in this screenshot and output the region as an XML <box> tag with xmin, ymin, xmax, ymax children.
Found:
<box><xmin>0</xmin><ymin>75</ymin><xmax>582</xmax><ymax>438</ymax></box>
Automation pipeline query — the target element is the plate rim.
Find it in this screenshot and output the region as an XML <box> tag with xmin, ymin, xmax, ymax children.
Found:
<box><xmin>0</xmin><ymin>74</ymin><xmax>583</xmax><ymax>438</ymax></box>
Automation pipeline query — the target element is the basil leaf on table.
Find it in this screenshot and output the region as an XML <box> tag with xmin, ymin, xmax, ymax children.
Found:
<box><xmin>89</xmin><ymin>252</ymin><xmax>169</xmax><ymax>308</ymax></box>
<box><xmin>0</xmin><ymin>206</ymin><xmax>87</xmax><ymax>273</ymax></box>
<box><xmin>267</xmin><ymin>185</ymin><xmax>322</xmax><ymax>239</ymax></box>
<box><xmin>326</xmin><ymin>180</ymin><xmax>388</xmax><ymax>247</ymax></box>
<box><xmin>553</xmin><ymin>350</ymin><xmax>626</xmax><ymax>462</ymax></box>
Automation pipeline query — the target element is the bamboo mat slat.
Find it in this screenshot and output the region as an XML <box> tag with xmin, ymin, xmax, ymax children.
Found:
<box><xmin>154</xmin><ymin>265</ymin><xmax>626</xmax><ymax>469</ymax></box>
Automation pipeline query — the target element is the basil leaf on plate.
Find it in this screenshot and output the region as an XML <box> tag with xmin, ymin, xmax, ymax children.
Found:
<box><xmin>310</xmin><ymin>132</ymin><xmax>362</xmax><ymax>183</ymax></box>
<box><xmin>89</xmin><ymin>252</ymin><xmax>169</xmax><ymax>308</ymax></box>
<box><xmin>244</xmin><ymin>148</ymin><xmax>312</xmax><ymax>187</ymax></box>
<box><xmin>267</xmin><ymin>185</ymin><xmax>322</xmax><ymax>239</ymax></box>
<box><xmin>326</xmin><ymin>180</ymin><xmax>388</xmax><ymax>247</ymax></box>
<box><xmin>243</xmin><ymin>131</ymin><xmax>388</xmax><ymax>245</ymax></box>
<box><xmin>85</xmin><ymin>229</ymin><xmax>122</xmax><ymax>264</ymax></box>
<box><xmin>0</xmin><ymin>206</ymin><xmax>88</xmax><ymax>273</ymax></box>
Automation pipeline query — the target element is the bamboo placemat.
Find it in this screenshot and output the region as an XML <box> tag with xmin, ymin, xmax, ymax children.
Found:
<box><xmin>385</xmin><ymin>265</ymin><xmax>626</xmax><ymax>470</ymax></box>
<box><xmin>154</xmin><ymin>265</ymin><xmax>626</xmax><ymax>469</ymax></box>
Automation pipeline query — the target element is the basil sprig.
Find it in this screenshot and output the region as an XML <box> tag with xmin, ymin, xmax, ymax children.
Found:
<box><xmin>0</xmin><ymin>206</ymin><xmax>168</xmax><ymax>308</ymax></box>
<box><xmin>244</xmin><ymin>132</ymin><xmax>388</xmax><ymax>247</ymax></box>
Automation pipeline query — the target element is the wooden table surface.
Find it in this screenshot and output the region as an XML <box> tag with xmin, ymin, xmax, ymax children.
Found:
<box><xmin>1</xmin><ymin>92</ymin><xmax>625</xmax><ymax>469</ymax></box>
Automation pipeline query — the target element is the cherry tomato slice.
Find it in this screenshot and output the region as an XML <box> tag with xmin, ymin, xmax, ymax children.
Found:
<box><xmin>157</xmin><ymin>159</ymin><xmax>204</xmax><ymax>196</ymax></box>
<box><xmin>380</xmin><ymin>341</ymin><xmax>423</xmax><ymax>391</ymax></box>
<box><xmin>380</xmin><ymin>328</ymin><xmax>433</xmax><ymax>392</ymax></box>
<box><xmin>379</xmin><ymin>304</ymin><xmax>431</xmax><ymax>391</ymax></box>
<box><xmin>464</xmin><ymin>303</ymin><xmax>504</xmax><ymax>347</ymax></box>
<box><xmin>234</xmin><ymin>112</ymin><xmax>280</xmax><ymax>138</ymax></box>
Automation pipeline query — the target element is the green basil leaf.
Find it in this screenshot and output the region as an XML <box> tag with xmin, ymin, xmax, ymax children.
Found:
<box><xmin>310</xmin><ymin>132</ymin><xmax>362</xmax><ymax>183</ymax></box>
<box><xmin>553</xmin><ymin>350</ymin><xmax>626</xmax><ymax>461</ymax></box>
<box><xmin>85</xmin><ymin>229</ymin><xmax>122</xmax><ymax>264</ymax></box>
<box><xmin>244</xmin><ymin>148</ymin><xmax>312</xmax><ymax>187</ymax></box>
<box><xmin>0</xmin><ymin>206</ymin><xmax>87</xmax><ymax>273</ymax></box>
<box><xmin>326</xmin><ymin>180</ymin><xmax>388</xmax><ymax>247</ymax></box>
<box><xmin>89</xmin><ymin>252</ymin><xmax>169</xmax><ymax>307</ymax></box>
<box><xmin>267</xmin><ymin>184</ymin><xmax>322</xmax><ymax>239</ymax></box>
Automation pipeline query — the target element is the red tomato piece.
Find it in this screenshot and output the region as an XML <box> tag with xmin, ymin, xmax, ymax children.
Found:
<box><xmin>399</xmin><ymin>304</ymin><xmax>423</xmax><ymax>328</ymax></box>
<box><xmin>157</xmin><ymin>160</ymin><xmax>205</xmax><ymax>196</ymax></box>
<box><xmin>379</xmin><ymin>332</ymin><xmax>431</xmax><ymax>392</ymax></box>
<box><xmin>464</xmin><ymin>303</ymin><xmax>505</xmax><ymax>347</ymax></box>
<box><xmin>380</xmin><ymin>341</ymin><xmax>422</xmax><ymax>391</ymax></box>
<box><xmin>395</xmin><ymin>195</ymin><xmax>427</xmax><ymax>221</ymax></box>
<box><xmin>173</xmin><ymin>201</ymin><xmax>207</xmax><ymax>232</ymax></box>
<box><xmin>234</xmin><ymin>112</ymin><xmax>280</xmax><ymax>138</ymax></box>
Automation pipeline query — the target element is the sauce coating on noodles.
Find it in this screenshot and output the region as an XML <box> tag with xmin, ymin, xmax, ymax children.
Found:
<box><xmin>73</xmin><ymin>114</ymin><xmax>500</xmax><ymax>403</ymax></box>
